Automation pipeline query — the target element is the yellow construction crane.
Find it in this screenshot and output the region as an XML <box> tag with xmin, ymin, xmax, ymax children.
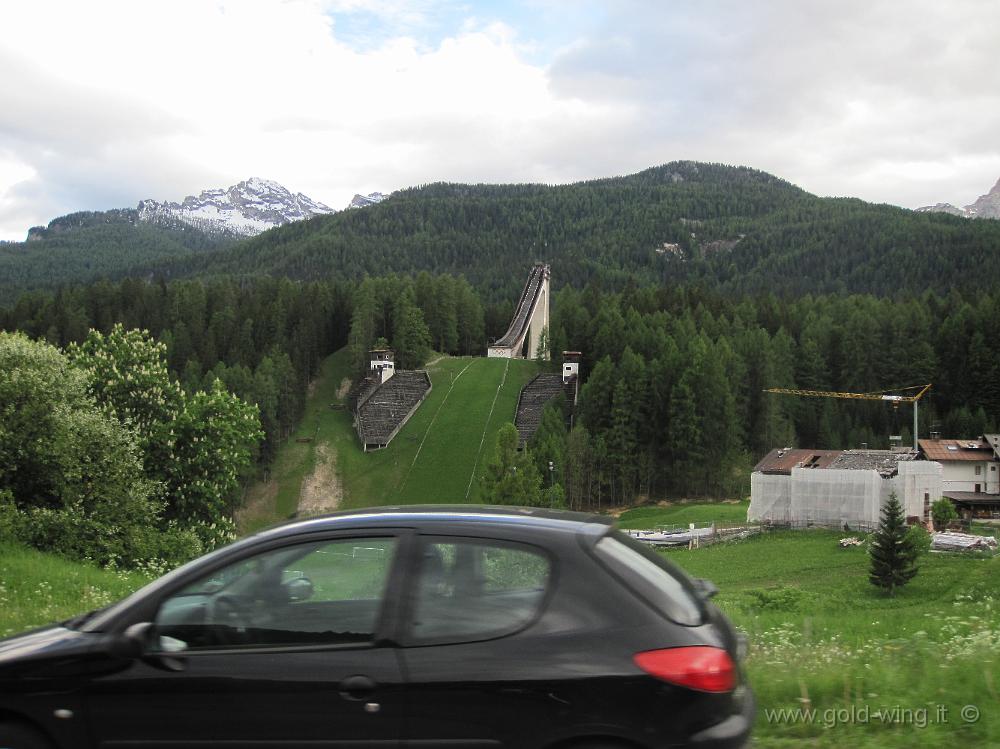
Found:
<box><xmin>763</xmin><ymin>384</ymin><xmax>932</xmax><ymax>451</ymax></box>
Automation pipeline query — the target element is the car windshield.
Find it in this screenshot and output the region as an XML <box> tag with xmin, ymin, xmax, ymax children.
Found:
<box><xmin>593</xmin><ymin>530</ymin><xmax>705</xmax><ymax>626</ymax></box>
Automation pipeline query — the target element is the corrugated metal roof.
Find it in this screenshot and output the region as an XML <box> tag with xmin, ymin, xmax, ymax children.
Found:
<box><xmin>753</xmin><ymin>448</ymin><xmax>842</xmax><ymax>474</ymax></box>
<box><xmin>919</xmin><ymin>439</ymin><xmax>993</xmax><ymax>462</ymax></box>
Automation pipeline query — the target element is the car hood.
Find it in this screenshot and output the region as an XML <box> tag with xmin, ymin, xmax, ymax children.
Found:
<box><xmin>0</xmin><ymin>625</ymin><xmax>96</xmax><ymax>673</ymax></box>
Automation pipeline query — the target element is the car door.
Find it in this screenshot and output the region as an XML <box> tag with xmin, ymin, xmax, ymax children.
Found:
<box><xmin>83</xmin><ymin>533</ymin><xmax>409</xmax><ymax>749</ymax></box>
<box><xmin>397</xmin><ymin>535</ymin><xmax>555</xmax><ymax>748</ymax></box>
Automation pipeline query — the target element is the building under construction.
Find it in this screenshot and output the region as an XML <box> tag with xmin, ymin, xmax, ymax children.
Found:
<box><xmin>748</xmin><ymin>448</ymin><xmax>942</xmax><ymax>528</ymax></box>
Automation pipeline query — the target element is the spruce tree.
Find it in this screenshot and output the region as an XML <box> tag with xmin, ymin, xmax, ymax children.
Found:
<box><xmin>869</xmin><ymin>492</ymin><xmax>918</xmax><ymax>596</ymax></box>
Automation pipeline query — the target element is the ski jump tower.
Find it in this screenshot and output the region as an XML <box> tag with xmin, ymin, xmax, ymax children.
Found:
<box><xmin>488</xmin><ymin>264</ymin><xmax>550</xmax><ymax>360</ymax></box>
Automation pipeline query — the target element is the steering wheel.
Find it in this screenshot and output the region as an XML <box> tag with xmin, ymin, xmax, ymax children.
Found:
<box><xmin>204</xmin><ymin>593</ymin><xmax>252</xmax><ymax>645</ymax></box>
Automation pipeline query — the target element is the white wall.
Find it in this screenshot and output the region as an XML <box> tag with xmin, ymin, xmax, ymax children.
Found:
<box><xmin>939</xmin><ymin>461</ymin><xmax>998</xmax><ymax>494</ymax></box>
<box><xmin>748</xmin><ymin>473</ymin><xmax>792</xmax><ymax>522</ymax></box>
<box><xmin>896</xmin><ymin>461</ymin><xmax>943</xmax><ymax>518</ymax></box>
<box><xmin>526</xmin><ymin>281</ymin><xmax>549</xmax><ymax>361</ymax></box>
<box><xmin>748</xmin><ymin>461</ymin><xmax>943</xmax><ymax>527</ymax></box>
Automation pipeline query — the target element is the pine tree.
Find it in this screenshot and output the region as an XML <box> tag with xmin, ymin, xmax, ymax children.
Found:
<box><xmin>869</xmin><ymin>492</ymin><xmax>919</xmax><ymax>596</ymax></box>
<box><xmin>482</xmin><ymin>423</ymin><xmax>543</xmax><ymax>507</ymax></box>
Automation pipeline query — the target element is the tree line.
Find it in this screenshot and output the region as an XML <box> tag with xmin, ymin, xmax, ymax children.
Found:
<box><xmin>3</xmin><ymin>275</ymin><xmax>998</xmax><ymax>517</ymax></box>
<box><xmin>514</xmin><ymin>283</ymin><xmax>1000</xmax><ymax>509</ymax></box>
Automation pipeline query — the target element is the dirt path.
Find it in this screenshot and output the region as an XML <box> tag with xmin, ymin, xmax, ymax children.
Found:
<box><xmin>297</xmin><ymin>442</ymin><xmax>343</xmax><ymax>516</ymax></box>
<box><xmin>336</xmin><ymin>377</ymin><xmax>352</xmax><ymax>400</ymax></box>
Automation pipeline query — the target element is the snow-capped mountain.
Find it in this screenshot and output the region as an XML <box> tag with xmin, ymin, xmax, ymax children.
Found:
<box><xmin>137</xmin><ymin>178</ymin><xmax>335</xmax><ymax>237</ymax></box>
<box><xmin>348</xmin><ymin>192</ymin><xmax>388</xmax><ymax>209</ymax></box>
<box><xmin>916</xmin><ymin>176</ymin><xmax>1000</xmax><ymax>219</ymax></box>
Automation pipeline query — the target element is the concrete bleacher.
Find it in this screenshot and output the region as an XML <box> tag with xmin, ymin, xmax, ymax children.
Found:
<box><xmin>356</xmin><ymin>371</ymin><xmax>432</xmax><ymax>450</ymax></box>
<box><xmin>514</xmin><ymin>373</ymin><xmax>566</xmax><ymax>445</ymax></box>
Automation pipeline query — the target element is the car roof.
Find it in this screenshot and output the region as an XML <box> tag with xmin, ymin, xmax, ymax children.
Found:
<box><xmin>255</xmin><ymin>505</ymin><xmax>615</xmax><ymax>541</ymax></box>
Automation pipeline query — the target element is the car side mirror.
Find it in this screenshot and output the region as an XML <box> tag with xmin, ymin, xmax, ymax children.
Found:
<box><xmin>106</xmin><ymin>621</ymin><xmax>153</xmax><ymax>660</ymax></box>
<box><xmin>693</xmin><ymin>578</ymin><xmax>718</xmax><ymax>600</ymax></box>
<box><xmin>282</xmin><ymin>574</ymin><xmax>314</xmax><ymax>602</ymax></box>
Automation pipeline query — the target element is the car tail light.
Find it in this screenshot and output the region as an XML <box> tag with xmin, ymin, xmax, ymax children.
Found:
<box><xmin>633</xmin><ymin>646</ymin><xmax>736</xmax><ymax>693</ymax></box>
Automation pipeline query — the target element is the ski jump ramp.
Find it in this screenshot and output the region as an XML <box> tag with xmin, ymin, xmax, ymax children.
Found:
<box><xmin>488</xmin><ymin>264</ymin><xmax>550</xmax><ymax>360</ymax></box>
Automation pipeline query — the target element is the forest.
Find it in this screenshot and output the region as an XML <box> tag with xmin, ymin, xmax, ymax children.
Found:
<box><xmin>138</xmin><ymin>162</ymin><xmax>1000</xmax><ymax>301</ymax></box>
<box><xmin>3</xmin><ymin>274</ymin><xmax>997</xmax><ymax>518</ymax></box>
<box><xmin>532</xmin><ymin>283</ymin><xmax>999</xmax><ymax>508</ymax></box>
<box><xmin>0</xmin><ymin>209</ymin><xmax>231</xmax><ymax>304</ymax></box>
<box><xmin>6</xmin><ymin>162</ymin><xmax>1000</xmax><ymax>307</ymax></box>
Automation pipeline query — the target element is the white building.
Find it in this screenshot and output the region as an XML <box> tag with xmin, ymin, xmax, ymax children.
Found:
<box><xmin>369</xmin><ymin>349</ymin><xmax>395</xmax><ymax>384</ymax></box>
<box><xmin>919</xmin><ymin>436</ymin><xmax>1000</xmax><ymax>518</ymax></box>
<box><xmin>749</xmin><ymin>448</ymin><xmax>942</xmax><ymax>528</ymax></box>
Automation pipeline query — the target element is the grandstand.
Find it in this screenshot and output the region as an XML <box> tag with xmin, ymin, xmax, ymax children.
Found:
<box><xmin>355</xmin><ymin>366</ymin><xmax>432</xmax><ymax>451</ymax></box>
<box><xmin>514</xmin><ymin>373</ymin><xmax>565</xmax><ymax>444</ymax></box>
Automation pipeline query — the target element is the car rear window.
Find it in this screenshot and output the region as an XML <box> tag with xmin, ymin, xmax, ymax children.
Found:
<box><xmin>594</xmin><ymin>531</ymin><xmax>704</xmax><ymax>626</ymax></box>
<box><xmin>408</xmin><ymin>538</ymin><xmax>551</xmax><ymax>644</ymax></box>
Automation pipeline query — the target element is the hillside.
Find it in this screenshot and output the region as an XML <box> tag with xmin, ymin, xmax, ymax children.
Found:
<box><xmin>0</xmin><ymin>209</ymin><xmax>231</xmax><ymax>303</ymax></box>
<box><xmin>6</xmin><ymin>162</ymin><xmax>1000</xmax><ymax>304</ymax></box>
<box><xmin>141</xmin><ymin>161</ymin><xmax>1000</xmax><ymax>299</ymax></box>
<box><xmin>239</xmin><ymin>349</ymin><xmax>540</xmax><ymax>531</ymax></box>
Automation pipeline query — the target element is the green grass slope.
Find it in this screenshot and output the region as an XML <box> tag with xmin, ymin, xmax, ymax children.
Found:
<box><xmin>335</xmin><ymin>355</ymin><xmax>538</xmax><ymax>507</ymax></box>
<box><xmin>0</xmin><ymin>541</ymin><xmax>154</xmax><ymax>637</ymax></box>
<box><xmin>238</xmin><ymin>349</ymin><xmax>540</xmax><ymax>531</ymax></box>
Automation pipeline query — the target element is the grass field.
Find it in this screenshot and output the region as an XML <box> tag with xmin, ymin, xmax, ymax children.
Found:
<box><xmin>618</xmin><ymin>500</ymin><xmax>751</xmax><ymax>528</ymax></box>
<box><xmin>6</xmin><ymin>344</ymin><xmax>997</xmax><ymax>747</ymax></box>
<box><xmin>667</xmin><ymin>530</ymin><xmax>1000</xmax><ymax>747</ymax></box>
<box><xmin>239</xmin><ymin>349</ymin><xmax>540</xmax><ymax>531</ymax></box>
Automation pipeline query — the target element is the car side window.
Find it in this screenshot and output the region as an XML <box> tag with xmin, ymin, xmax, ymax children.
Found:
<box><xmin>408</xmin><ymin>537</ymin><xmax>550</xmax><ymax>644</ymax></box>
<box><xmin>153</xmin><ymin>537</ymin><xmax>397</xmax><ymax>651</ymax></box>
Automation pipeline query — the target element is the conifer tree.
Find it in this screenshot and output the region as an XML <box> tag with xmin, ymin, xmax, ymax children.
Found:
<box><xmin>482</xmin><ymin>423</ymin><xmax>543</xmax><ymax>507</ymax></box>
<box><xmin>869</xmin><ymin>492</ymin><xmax>919</xmax><ymax>596</ymax></box>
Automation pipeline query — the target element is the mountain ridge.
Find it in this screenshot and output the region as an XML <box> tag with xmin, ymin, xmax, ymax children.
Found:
<box><xmin>136</xmin><ymin>177</ymin><xmax>335</xmax><ymax>237</ymax></box>
<box><xmin>5</xmin><ymin>161</ymin><xmax>1000</xmax><ymax>305</ymax></box>
<box><xmin>916</xmin><ymin>176</ymin><xmax>1000</xmax><ymax>219</ymax></box>
<box><xmin>139</xmin><ymin>160</ymin><xmax>1000</xmax><ymax>299</ymax></box>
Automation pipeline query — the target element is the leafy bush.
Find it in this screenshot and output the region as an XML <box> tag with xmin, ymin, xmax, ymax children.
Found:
<box><xmin>744</xmin><ymin>586</ymin><xmax>806</xmax><ymax>612</ymax></box>
<box><xmin>0</xmin><ymin>490</ymin><xmax>19</xmax><ymax>542</ymax></box>
<box><xmin>931</xmin><ymin>497</ymin><xmax>958</xmax><ymax>530</ymax></box>
<box><xmin>0</xmin><ymin>330</ymin><xmax>255</xmax><ymax>570</ymax></box>
<box><xmin>906</xmin><ymin>524</ymin><xmax>932</xmax><ymax>557</ymax></box>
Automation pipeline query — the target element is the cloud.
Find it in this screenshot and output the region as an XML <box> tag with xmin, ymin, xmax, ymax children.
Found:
<box><xmin>1</xmin><ymin>0</ymin><xmax>999</xmax><ymax>239</ymax></box>
<box><xmin>547</xmin><ymin>0</ymin><xmax>1000</xmax><ymax>207</ymax></box>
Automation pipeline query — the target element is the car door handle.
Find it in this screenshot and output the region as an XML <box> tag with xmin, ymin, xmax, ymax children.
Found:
<box><xmin>338</xmin><ymin>674</ymin><xmax>377</xmax><ymax>701</ymax></box>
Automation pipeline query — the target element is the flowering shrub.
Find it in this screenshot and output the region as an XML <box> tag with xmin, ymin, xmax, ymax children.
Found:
<box><xmin>1</xmin><ymin>329</ymin><xmax>262</xmax><ymax>570</ymax></box>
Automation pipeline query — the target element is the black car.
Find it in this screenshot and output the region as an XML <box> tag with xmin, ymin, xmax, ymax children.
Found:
<box><xmin>0</xmin><ymin>506</ymin><xmax>753</xmax><ymax>748</ymax></box>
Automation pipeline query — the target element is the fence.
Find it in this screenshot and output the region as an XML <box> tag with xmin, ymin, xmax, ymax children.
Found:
<box><xmin>623</xmin><ymin>518</ymin><xmax>884</xmax><ymax>550</ymax></box>
<box><xmin>624</xmin><ymin>521</ymin><xmax>763</xmax><ymax>549</ymax></box>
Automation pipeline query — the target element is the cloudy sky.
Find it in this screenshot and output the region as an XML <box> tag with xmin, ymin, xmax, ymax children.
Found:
<box><xmin>2</xmin><ymin>0</ymin><xmax>999</xmax><ymax>240</ymax></box>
